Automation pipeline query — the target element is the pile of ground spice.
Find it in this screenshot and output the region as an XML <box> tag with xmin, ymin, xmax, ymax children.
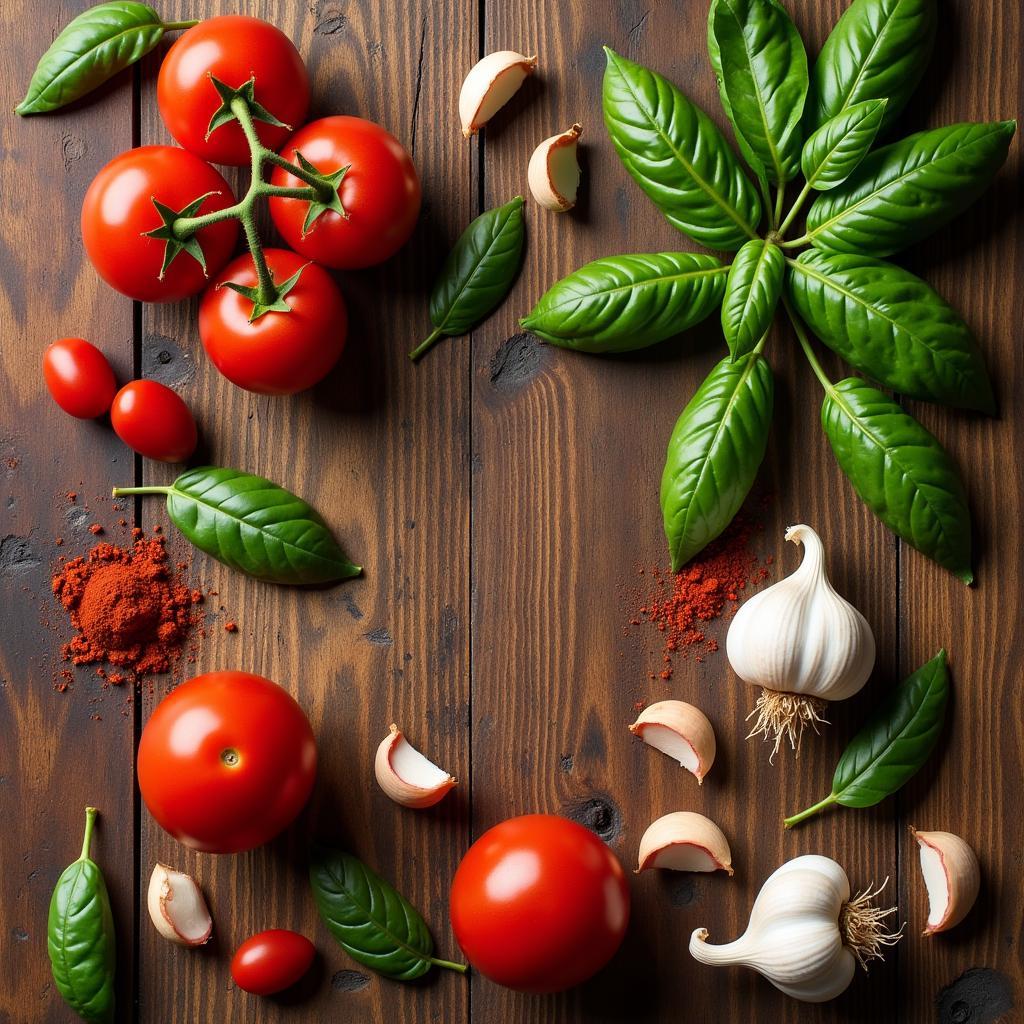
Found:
<box><xmin>51</xmin><ymin>530</ymin><xmax>204</xmax><ymax>680</ymax></box>
<box><xmin>629</xmin><ymin>510</ymin><xmax>774</xmax><ymax>680</ymax></box>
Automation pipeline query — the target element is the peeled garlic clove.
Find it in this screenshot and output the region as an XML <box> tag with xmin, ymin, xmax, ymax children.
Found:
<box><xmin>911</xmin><ymin>827</ymin><xmax>980</xmax><ymax>935</ymax></box>
<box><xmin>459</xmin><ymin>50</ymin><xmax>537</xmax><ymax>137</ymax></box>
<box><xmin>528</xmin><ymin>123</ymin><xmax>583</xmax><ymax>211</ymax></box>
<box><xmin>637</xmin><ymin>811</ymin><xmax>733</xmax><ymax>875</ymax></box>
<box><xmin>147</xmin><ymin>863</ymin><xmax>212</xmax><ymax>947</ymax></box>
<box><xmin>374</xmin><ymin>723</ymin><xmax>456</xmax><ymax>809</ymax></box>
<box><xmin>628</xmin><ymin>700</ymin><xmax>716</xmax><ymax>783</ymax></box>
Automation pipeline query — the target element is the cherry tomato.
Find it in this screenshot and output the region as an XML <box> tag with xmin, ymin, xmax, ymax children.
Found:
<box><xmin>81</xmin><ymin>146</ymin><xmax>238</xmax><ymax>303</ymax></box>
<box><xmin>43</xmin><ymin>338</ymin><xmax>117</xmax><ymax>419</ymax></box>
<box><xmin>110</xmin><ymin>380</ymin><xmax>197</xmax><ymax>463</ymax></box>
<box><xmin>268</xmin><ymin>116</ymin><xmax>421</xmax><ymax>269</ymax></box>
<box><xmin>198</xmin><ymin>248</ymin><xmax>347</xmax><ymax>395</ymax></box>
<box><xmin>231</xmin><ymin>930</ymin><xmax>316</xmax><ymax>996</ymax></box>
<box><xmin>157</xmin><ymin>16</ymin><xmax>309</xmax><ymax>166</ymax></box>
<box><xmin>138</xmin><ymin>671</ymin><xmax>317</xmax><ymax>854</ymax></box>
<box><xmin>450</xmin><ymin>814</ymin><xmax>630</xmax><ymax>993</ymax></box>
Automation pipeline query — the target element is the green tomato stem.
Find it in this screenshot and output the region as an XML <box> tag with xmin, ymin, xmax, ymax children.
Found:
<box><xmin>408</xmin><ymin>326</ymin><xmax>444</xmax><ymax>362</ymax></box>
<box><xmin>161</xmin><ymin>20</ymin><xmax>200</xmax><ymax>31</ymax></box>
<box><xmin>263</xmin><ymin>149</ymin><xmax>333</xmax><ymax>195</ymax></box>
<box><xmin>783</xmin><ymin>792</ymin><xmax>838</xmax><ymax>828</ymax></box>
<box><xmin>783</xmin><ymin>294</ymin><xmax>833</xmax><ymax>392</ymax></box>
<box><xmin>80</xmin><ymin>806</ymin><xmax>98</xmax><ymax>861</ymax></box>
<box><xmin>777</xmin><ymin>181</ymin><xmax>813</xmax><ymax>238</ymax></box>
<box><xmin>429</xmin><ymin>956</ymin><xmax>469</xmax><ymax>975</ymax></box>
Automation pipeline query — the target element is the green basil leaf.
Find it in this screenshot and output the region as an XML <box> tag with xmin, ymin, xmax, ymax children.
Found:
<box><xmin>801</xmin><ymin>98</ymin><xmax>887</xmax><ymax>191</ymax></box>
<box><xmin>711</xmin><ymin>0</ymin><xmax>808</xmax><ymax>184</ymax></box>
<box><xmin>17</xmin><ymin>2</ymin><xmax>168</xmax><ymax>116</ymax></box>
<box><xmin>48</xmin><ymin>808</ymin><xmax>115</xmax><ymax>1024</ymax></box>
<box><xmin>789</xmin><ymin>251</ymin><xmax>995</xmax><ymax>412</ymax></box>
<box><xmin>411</xmin><ymin>197</ymin><xmax>525</xmax><ymax>360</ymax></box>
<box><xmin>661</xmin><ymin>353</ymin><xmax>774</xmax><ymax>570</ymax></box>
<box><xmin>722</xmin><ymin>240</ymin><xmax>784</xmax><ymax>360</ymax></box>
<box><xmin>309</xmin><ymin>846</ymin><xmax>466</xmax><ymax>981</ymax></box>
<box><xmin>114</xmin><ymin>468</ymin><xmax>361</xmax><ymax>585</ymax></box>
<box><xmin>785</xmin><ymin>651</ymin><xmax>949</xmax><ymax>826</ymax></box>
<box><xmin>521</xmin><ymin>253</ymin><xmax>728</xmax><ymax>354</ymax></box>
<box><xmin>603</xmin><ymin>47</ymin><xmax>762</xmax><ymax>251</ymax></box>
<box><xmin>805</xmin><ymin>121</ymin><xmax>1016</xmax><ymax>257</ymax></box>
<box><xmin>806</xmin><ymin>0</ymin><xmax>936</xmax><ymax>133</ymax></box>
<box><xmin>821</xmin><ymin>378</ymin><xmax>972</xmax><ymax>582</ymax></box>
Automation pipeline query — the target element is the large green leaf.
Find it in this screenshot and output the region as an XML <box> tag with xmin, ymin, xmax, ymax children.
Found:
<box><xmin>801</xmin><ymin>98</ymin><xmax>887</xmax><ymax>191</ymax></box>
<box><xmin>711</xmin><ymin>0</ymin><xmax>808</xmax><ymax>184</ymax></box>
<box><xmin>661</xmin><ymin>353</ymin><xmax>774</xmax><ymax>570</ymax></box>
<box><xmin>722</xmin><ymin>240</ymin><xmax>784</xmax><ymax>360</ymax></box>
<box><xmin>603</xmin><ymin>47</ymin><xmax>762</xmax><ymax>250</ymax></box>
<box><xmin>789</xmin><ymin>251</ymin><xmax>994</xmax><ymax>412</ymax></box>
<box><xmin>521</xmin><ymin>253</ymin><xmax>727</xmax><ymax>354</ymax></box>
<box><xmin>806</xmin><ymin>0</ymin><xmax>936</xmax><ymax>133</ymax></box>
<box><xmin>805</xmin><ymin>121</ymin><xmax>1016</xmax><ymax>256</ymax></box>
<box><xmin>821</xmin><ymin>378</ymin><xmax>972</xmax><ymax>582</ymax></box>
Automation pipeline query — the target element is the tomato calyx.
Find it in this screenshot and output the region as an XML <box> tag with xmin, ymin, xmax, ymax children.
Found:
<box><xmin>221</xmin><ymin>261</ymin><xmax>311</xmax><ymax>322</ymax></box>
<box><xmin>144</xmin><ymin>191</ymin><xmax>223</xmax><ymax>278</ymax></box>
<box><xmin>291</xmin><ymin>151</ymin><xmax>351</xmax><ymax>235</ymax></box>
<box><xmin>206</xmin><ymin>75</ymin><xmax>290</xmax><ymax>141</ymax></box>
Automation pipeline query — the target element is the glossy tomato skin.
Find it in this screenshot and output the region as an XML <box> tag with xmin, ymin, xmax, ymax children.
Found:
<box><xmin>81</xmin><ymin>146</ymin><xmax>238</xmax><ymax>302</ymax></box>
<box><xmin>199</xmin><ymin>248</ymin><xmax>347</xmax><ymax>395</ymax></box>
<box><xmin>269</xmin><ymin>116</ymin><xmax>421</xmax><ymax>269</ymax></box>
<box><xmin>110</xmin><ymin>380</ymin><xmax>197</xmax><ymax>463</ymax></box>
<box><xmin>231</xmin><ymin>930</ymin><xmax>316</xmax><ymax>996</ymax></box>
<box><xmin>138</xmin><ymin>672</ymin><xmax>317</xmax><ymax>854</ymax></box>
<box><xmin>450</xmin><ymin>814</ymin><xmax>630</xmax><ymax>993</ymax></box>
<box><xmin>43</xmin><ymin>338</ymin><xmax>117</xmax><ymax>419</ymax></box>
<box><xmin>157</xmin><ymin>16</ymin><xmax>309</xmax><ymax>166</ymax></box>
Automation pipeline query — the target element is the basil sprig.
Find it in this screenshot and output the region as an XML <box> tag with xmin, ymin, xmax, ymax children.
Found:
<box><xmin>784</xmin><ymin>650</ymin><xmax>950</xmax><ymax>827</ymax></box>
<box><xmin>518</xmin><ymin>0</ymin><xmax>1015</xmax><ymax>581</ymax></box>
<box><xmin>17</xmin><ymin>3</ymin><xmax>197</xmax><ymax>116</ymax></box>
<box><xmin>309</xmin><ymin>846</ymin><xmax>467</xmax><ymax>981</ymax></box>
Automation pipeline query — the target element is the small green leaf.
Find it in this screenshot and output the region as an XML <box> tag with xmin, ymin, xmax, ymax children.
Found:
<box><xmin>143</xmin><ymin>191</ymin><xmax>221</xmax><ymax>278</ymax></box>
<box><xmin>801</xmin><ymin>99</ymin><xmax>887</xmax><ymax>191</ymax></box>
<box><xmin>293</xmin><ymin>152</ymin><xmax>350</xmax><ymax>235</ymax></box>
<box><xmin>721</xmin><ymin>240</ymin><xmax>784</xmax><ymax>360</ymax></box>
<box><xmin>207</xmin><ymin>74</ymin><xmax>288</xmax><ymax>138</ymax></box>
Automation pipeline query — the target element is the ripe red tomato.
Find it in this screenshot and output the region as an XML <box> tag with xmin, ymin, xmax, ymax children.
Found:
<box><xmin>157</xmin><ymin>16</ymin><xmax>309</xmax><ymax>166</ymax></box>
<box><xmin>81</xmin><ymin>146</ymin><xmax>238</xmax><ymax>303</ymax></box>
<box><xmin>268</xmin><ymin>116</ymin><xmax>421</xmax><ymax>269</ymax></box>
<box><xmin>231</xmin><ymin>930</ymin><xmax>316</xmax><ymax>996</ymax></box>
<box><xmin>138</xmin><ymin>672</ymin><xmax>317</xmax><ymax>854</ymax></box>
<box><xmin>450</xmin><ymin>814</ymin><xmax>630</xmax><ymax>993</ymax></box>
<box><xmin>198</xmin><ymin>248</ymin><xmax>347</xmax><ymax>395</ymax></box>
<box><xmin>43</xmin><ymin>338</ymin><xmax>117</xmax><ymax>419</ymax></box>
<box><xmin>110</xmin><ymin>380</ymin><xmax>197</xmax><ymax>463</ymax></box>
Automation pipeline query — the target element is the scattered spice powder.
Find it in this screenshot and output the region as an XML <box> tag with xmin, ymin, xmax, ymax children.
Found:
<box><xmin>88</xmin><ymin>523</ymin><xmax>103</xmax><ymax>535</ymax></box>
<box><xmin>224</xmin><ymin>621</ymin><xmax>238</xmax><ymax>633</ymax></box>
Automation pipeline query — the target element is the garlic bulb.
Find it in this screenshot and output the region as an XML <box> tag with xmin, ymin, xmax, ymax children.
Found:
<box><xmin>690</xmin><ymin>855</ymin><xmax>901</xmax><ymax>1003</ymax></box>
<box><xmin>726</xmin><ymin>524</ymin><xmax>875</xmax><ymax>756</ymax></box>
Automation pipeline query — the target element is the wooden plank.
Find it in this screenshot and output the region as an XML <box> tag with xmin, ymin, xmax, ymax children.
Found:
<box><xmin>0</xmin><ymin>2</ymin><xmax>136</xmax><ymax>1021</ymax></box>
<box><xmin>471</xmin><ymin>1</ymin><xmax>898</xmax><ymax>1020</ymax></box>
<box><xmin>134</xmin><ymin>2</ymin><xmax>473</xmax><ymax>1022</ymax></box>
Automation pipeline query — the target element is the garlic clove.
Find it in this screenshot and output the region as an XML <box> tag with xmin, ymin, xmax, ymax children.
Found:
<box><xmin>637</xmin><ymin>811</ymin><xmax>733</xmax><ymax>875</ymax></box>
<box><xmin>147</xmin><ymin>863</ymin><xmax>212</xmax><ymax>947</ymax></box>
<box><xmin>528</xmin><ymin>124</ymin><xmax>583</xmax><ymax>211</ymax></box>
<box><xmin>911</xmin><ymin>827</ymin><xmax>980</xmax><ymax>935</ymax></box>
<box><xmin>459</xmin><ymin>51</ymin><xmax>538</xmax><ymax>138</ymax></box>
<box><xmin>628</xmin><ymin>700</ymin><xmax>716</xmax><ymax>783</ymax></box>
<box><xmin>374</xmin><ymin>723</ymin><xmax>456</xmax><ymax>809</ymax></box>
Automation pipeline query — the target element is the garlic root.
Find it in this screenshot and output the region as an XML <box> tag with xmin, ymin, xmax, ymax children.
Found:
<box><xmin>911</xmin><ymin>826</ymin><xmax>980</xmax><ymax>935</ymax></box>
<box><xmin>528</xmin><ymin>123</ymin><xmax>583</xmax><ymax>211</ymax></box>
<box><xmin>147</xmin><ymin>863</ymin><xmax>212</xmax><ymax>947</ymax></box>
<box><xmin>628</xmin><ymin>699</ymin><xmax>716</xmax><ymax>782</ymax></box>
<box><xmin>459</xmin><ymin>51</ymin><xmax>537</xmax><ymax>138</ymax></box>
<box><xmin>374</xmin><ymin>723</ymin><xmax>456</xmax><ymax>809</ymax></box>
<box><xmin>637</xmin><ymin>811</ymin><xmax>733</xmax><ymax>875</ymax></box>
<box><xmin>745</xmin><ymin>689</ymin><xmax>828</xmax><ymax>761</ymax></box>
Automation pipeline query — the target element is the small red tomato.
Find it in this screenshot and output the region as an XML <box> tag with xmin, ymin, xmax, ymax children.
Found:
<box><xmin>231</xmin><ymin>929</ymin><xmax>316</xmax><ymax>996</ymax></box>
<box><xmin>110</xmin><ymin>380</ymin><xmax>197</xmax><ymax>463</ymax></box>
<box><xmin>81</xmin><ymin>146</ymin><xmax>238</xmax><ymax>303</ymax></box>
<box><xmin>158</xmin><ymin>16</ymin><xmax>310</xmax><ymax>166</ymax></box>
<box><xmin>199</xmin><ymin>248</ymin><xmax>347</xmax><ymax>395</ymax></box>
<box><xmin>450</xmin><ymin>814</ymin><xmax>630</xmax><ymax>993</ymax></box>
<box><xmin>43</xmin><ymin>338</ymin><xmax>117</xmax><ymax>419</ymax></box>
<box><xmin>269</xmin><ymin>116</ymin><xmax>421</xmax><ymax>269</ymax></box>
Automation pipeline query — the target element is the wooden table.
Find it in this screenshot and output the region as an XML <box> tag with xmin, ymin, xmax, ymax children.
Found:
<box><xmin>2</xmin><ymin>1</ymin><xmax>1020</xmax><ymax>1021</ymax></box>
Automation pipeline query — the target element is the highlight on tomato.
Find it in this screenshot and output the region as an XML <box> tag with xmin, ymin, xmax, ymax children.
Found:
<box><xmin>268</xmin><ymin>116</ymin><xmax>421</xmax><ymax>269</ymax></box>
<box><xmin>137</xmin><ymin>671</ymin><xmax>317</xmax><ymax>854</ymax></box>
<box><xmin>81</xmin><ymin>146</ymin><xmax>238</xmax><ymax>303</ymax></box>
<box><xmin>157</xmin><ymin>15</ymin><xmax>310</xmax><ymax>167</ymax></box>
<box><xmin>43</xmin><ymin>338</ymin><xmax>117</xmax><ymax>419</ymax></box>
<box><xmin>110</xmin><ymin>380</ymin><xmax>197</xmax><ymax>463</ymax></box>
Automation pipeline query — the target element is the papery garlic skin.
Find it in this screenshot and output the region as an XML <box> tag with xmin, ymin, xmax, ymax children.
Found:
<box><xmin>459</xmin><ymin>51</ymin><xmax>537</xmax><ymax>138</ymax></box>
<box><xmin>374</xmin><ymin>724</ymin><xmax>456</xmax><ymax>809</ymax></box>
<box><xmin>727</xmin><ymin>525</ymin><xmax>875</xmax><ymax>702</ymax></box>
<box><xmin>628</xmin><ymin>699</ymin><xmax>716</xmax><ymax>782</ymax></box>
<box><xmin>528</xmin><ymin>124</ymin><xmax>583</xmax><ymax>211</ymax></box>
<box><xmin>912</xmin><ymin>827</ymin><xmax>980</xmax><ymax>935</ymax></box>
<box><xmin>147</xmin><ymin>863</ymin><xmax>212</xmax><ymax>947</ymax></box>
<box><xmin>637</xmin><ymin>811</ymin><xmax>733</xmax><ymax>875</ymax></box>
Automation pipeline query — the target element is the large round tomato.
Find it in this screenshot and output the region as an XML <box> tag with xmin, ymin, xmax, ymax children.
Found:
<box><xmin>231</xmin><ymin>930</ymin><xmax>316</xmax><ymax>996</ymax></box>
<box><xmin>198</xmin><ymin>248</ymin><xmax>347</xmax><ymax>395</ymax></box>
<box><xmin>81</xmin><ymin>146</ymin><xmax>238</xmax><ymax>302</ymax></box>
<box><xmin>43</xmin><ymin>338</ymin><xmax>117</xmax><ymax>419</ymax></box>
<box><xmin>110</xmin><ymin>380</ymin><xmax>197</xmax><ymax>463</ymax></box>
<box><xmin>268</xmin><ymin>116</ymin><xmax>421</xmax><ymax>269</ymax></box>
<box><xmin>449</xmin><ymin>814</ymin><xmax>630</xmax><ymax>993</ymax></box>
<box><xmin>157</xmin><ymin>16</ymin><xmax>309</xmax><ymax>166</ymax></box>
<box><xmin>137</xmin><ymin>672</ymin><xmax>317</xmax><ymax>854</ymax></box>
